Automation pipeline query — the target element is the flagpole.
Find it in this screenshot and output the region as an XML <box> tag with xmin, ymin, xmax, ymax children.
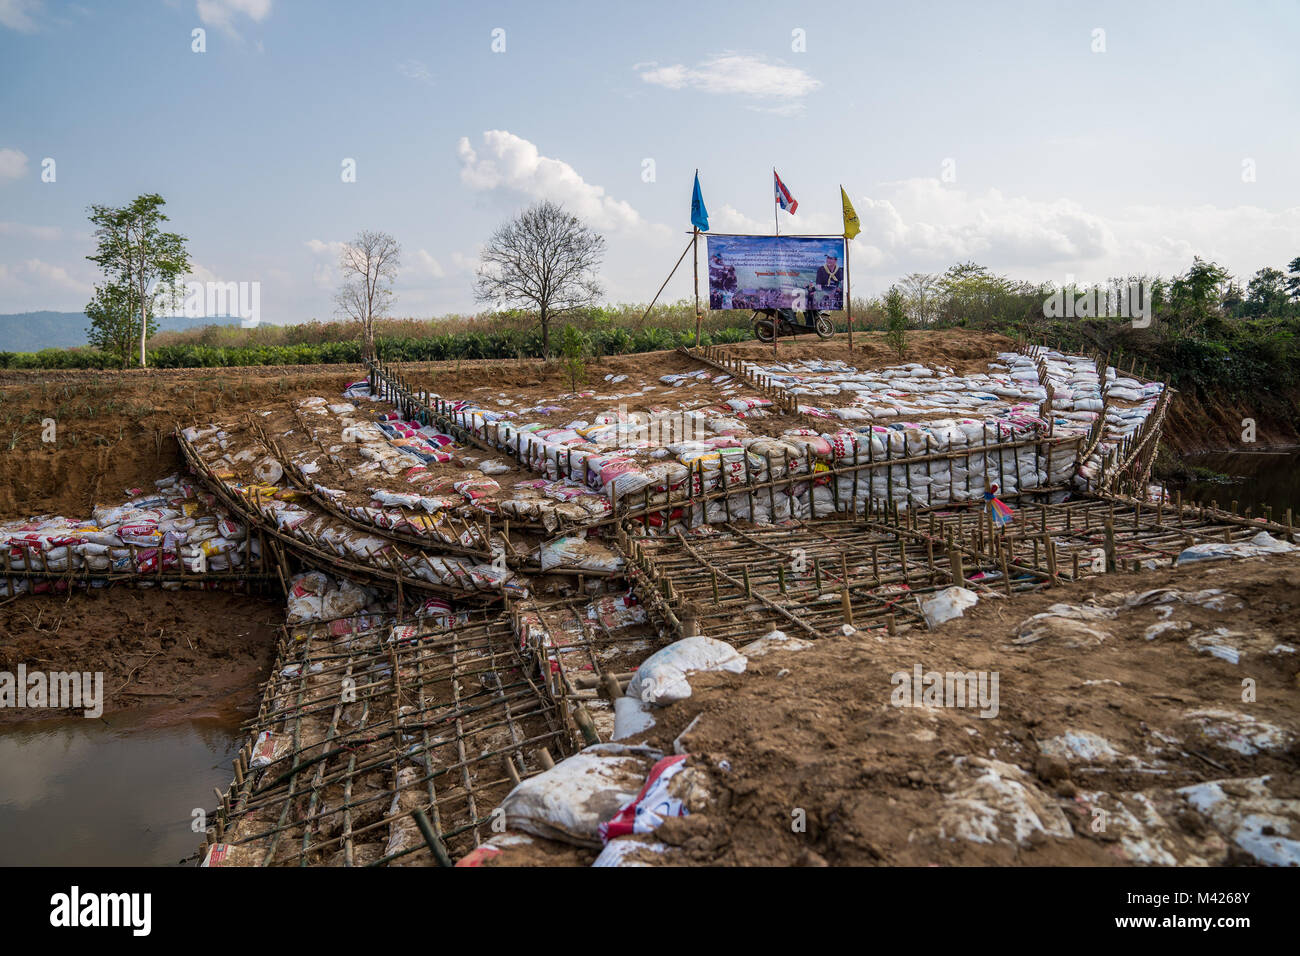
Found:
<box><xmin>845</xmin><ymin>231</ymin><xmax>853</xmax><ymax>353</ymax></box>
<box><xmin>773</xmin><ymin>167</ymin><xmax>778</xmax><ymax>236</ymax></box>
<box><xmin>693</xmin><ymin>226</ymin><xmax>701</xmax><ymax>347</ymax></box>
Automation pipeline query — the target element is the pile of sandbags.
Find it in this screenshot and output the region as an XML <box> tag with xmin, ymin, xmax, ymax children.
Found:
<box><xmin>0</xmin><ymin>473</ymin><xmax>258</xmax><ymax>595</ymax></box>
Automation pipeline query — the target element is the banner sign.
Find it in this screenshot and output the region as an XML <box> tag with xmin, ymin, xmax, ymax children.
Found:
<box><xmin>706</xmin><ymin>235</ymin><xmax>846</xmax><ymax>311</ymax></box>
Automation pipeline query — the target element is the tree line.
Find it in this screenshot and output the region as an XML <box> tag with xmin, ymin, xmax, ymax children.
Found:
<box><xmin>72</xmin><ymin>192</ymin><xmax>1300</xmax><ymax>395</ymax></box>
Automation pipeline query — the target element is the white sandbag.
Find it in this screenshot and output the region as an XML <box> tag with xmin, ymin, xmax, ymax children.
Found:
<box><xmin>740</xmin><ymin>629</ymin><xmax>814</xmax><ymax>657</ymax></box>
<box><xmin>538</xmin><ymin>536</ymin><xmax>623</xmax><ymax>573</ymax></box>
<box><xmin>626</xmin><ymin>637</ymin><xmax>747</xmax><ymax>705</ymax></box>
<box><xmin>253</xmin><ymin>457</ymin><xmax>283</xmax><ymax>485</ymax></box>
<box><xmin>919</xmin><ymin>586</ymin><xmax>979</xmax><ymax>628</ymax></box>
<box><xmin>1176</xmin><ymin>531</ymin><xmax>1299</xmax><ymax>566</ymax></box>
<box><xmin>611</xmin><ymin>696</ymin><xmax>657</xmax><ymax>741</ymax></box>
<box><xmin>498</xmin><ymin>743</ymin><xmax>661</xmax><ymax>848</ymax></box>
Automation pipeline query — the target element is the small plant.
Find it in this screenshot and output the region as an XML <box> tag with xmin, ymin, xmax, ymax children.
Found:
<box><xmin>885</xmin><ymin>286</ymin><xmax>908</xmax><ymax>359</ymax></box>
<box><xmin>559</xmin><ymin>324</ymin><xmax>589</xmax><ymax>392</ymax></box>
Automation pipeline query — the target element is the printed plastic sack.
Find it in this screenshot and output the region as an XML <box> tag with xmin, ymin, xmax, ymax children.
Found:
<box><xmin>591</xmin><ymin>835</ymin><xmax>670</xmax><ymax>867</ymax></box>
<box><xmin>599</xmin><ymin>753</ymin><xmax>692</xmax><ymax>842</ymax></box>
<box><xmin>626</xmin><ymin>637</ymin><xmax>747</xmax><ymax>705</ymax></box>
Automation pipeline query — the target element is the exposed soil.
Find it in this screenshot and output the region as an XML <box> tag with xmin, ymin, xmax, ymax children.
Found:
<box><xmin>718</xmin><ymin>328</ymin><xmax>1016</xmax><ymax>377</ymax></box>
<box><xmin>1163</xmin><ymin>386</ymin><xmax>1300</xmax><ymax>456</ymax></box>
<box><xmin>0</xmin><ymin>331</ymin><xmax>1010</xmax><ymax>519</ymax></box>
<box><xmin>0</xmin><ymin>587</ymin><xmax>282</xmax><ymax>724</ymax></box>
<box><xmin>4</xmin><ymin>332</ymin><xmax>1298</xmax><ymax>868</ymax></box>
<box><xmin>600</xmin><ymin>553</ymin><xmax>1300</xmax><ymax>865</ymax></box>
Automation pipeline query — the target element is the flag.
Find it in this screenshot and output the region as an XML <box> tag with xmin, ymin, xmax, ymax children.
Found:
<box><xmin>984</xmin><ymin>485</ymin><xmax>1015</xmax><ymax>527</ymax></box>
<box><xmin>774</xmin><ymin>170</ymin><xmax>798</xmax><ymax>214</ymax></box>
<box><xmin>840</xmin><ymin>185</ymin><xmax>860</xmax><ymax>240</ymax></box>
<box><xmin>690</xmin><ymin>170</ymin><xmax>709</xmax><ymax>232</ymax></box>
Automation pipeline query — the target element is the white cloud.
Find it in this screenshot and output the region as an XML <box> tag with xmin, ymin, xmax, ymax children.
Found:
<box><xmin>840</xmin><ymin>178</ymin><xmax>1300</xmax><ymax>290</ymax></box>
<box><xmin>449</xmin><ymin>251</ymin><xmax>478</xmax><ymax>273</ymax></box>
<box><xmin>304</xmin><ymin>238</ymin><xmax>344</xmax><ymax>290</ymax></box>
<box><xmin>637</xmin><ymin>53</ymin><xmax>821</xmax><ymax>109</ymax></box>
<box><xmin>710</xmin><ymin>203</ymin><xmax>768</xmax><ymax>234</ymax></box>
<box><xmin>0</xmin><ymin>220</ymin><xmax>60</xmax><ymax>240</ymax></box>
<box><xmin>456</xmin><ymin>130</ymin><xmax>647</xmax><ymax>232</ymax></box>
<box><xmin>0</xmin><ymin>148</ymin><xmax>29</xmax><ymax>180</ymax></box>
<box><xmin>0</xmin><ymin>0</ymin><xmax>40</xmax><ymax>33</ymax></box>
<box><xmin>196</xmin><ymin>0</ymin><xmax>270</xmax><ymax>36</ymax></box>
<box><xmin>396</xmin><ymin>60</ymin><xmax>433</xmax><ymax>84</ymax></box>
<box><xmin>414</xmin><ymin>248</ymin><xmax>444</xmax><ymax>278</ymax></box>
<box><xmin>0</xmin><ymin>258</ymin><xmax>93</xmax><ymax>303</ymax></box>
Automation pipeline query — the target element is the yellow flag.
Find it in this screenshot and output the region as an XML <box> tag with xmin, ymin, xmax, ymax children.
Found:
<box><xmin>841</xmin><ymin>186</ymin><xmax>861</xmax><ymax>240</ymax></box>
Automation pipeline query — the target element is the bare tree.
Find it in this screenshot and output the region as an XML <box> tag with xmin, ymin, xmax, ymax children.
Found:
<box><xmin>473</xmin><ymin>200</ymin><xmax>605</xmax><ymax>359</ymax></box>
<box><xmin>335</xmin><ymin>230</ymin><xmax>401</xmax><ymax>360</ymax></box>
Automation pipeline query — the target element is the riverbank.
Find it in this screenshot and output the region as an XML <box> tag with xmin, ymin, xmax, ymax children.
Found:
<box><xmin>0</xmin><ymin>588</ymin><xmax>281</xmax><ymax>724</ymax></box>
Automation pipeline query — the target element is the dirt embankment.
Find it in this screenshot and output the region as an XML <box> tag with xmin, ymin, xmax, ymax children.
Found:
<box><xmin>0</xmin><ymin>369</ymin><xmax>361</xmax><ymax>517</ymax></box>
<box><xmin>0</xmin><ymin>588</ymin><xmax>282</xmax><ymax>724</ymax></box>
<box><xmin>610</xmin><ymin>554</ymin><xmax>1300</xmax><ymax>866</ymax></box>
<box><xmin>1162</xmin><ymin>386</ymin><xmax>1300</xmax><ymax>456</ymax></box>
<box><xmin>0</xmin><ymin>331</ymin><xmax>1014</xmax><ymax>519</ymax></box>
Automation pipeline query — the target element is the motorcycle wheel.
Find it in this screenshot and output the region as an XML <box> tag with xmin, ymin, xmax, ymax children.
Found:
<box><xmin>754</xmin><ymin>319</ymin><xmax>776</xmax><ymax>343</ymax></box>
<box><xmin>815</xmin><ymin>315</ymin><xmax>835</xmax><ymax>339</ymax></box>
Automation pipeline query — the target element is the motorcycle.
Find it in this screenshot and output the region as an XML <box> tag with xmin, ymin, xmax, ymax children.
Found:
<box><xmin>751</xmin><ymin>307</ymin><xmax>835</xmax><ymax>343</ymax></box>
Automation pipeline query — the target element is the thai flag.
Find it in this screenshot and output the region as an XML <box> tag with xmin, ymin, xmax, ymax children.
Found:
<box><xmin>774</xmin><ymin>170</ymin><xmax>798</xmax><ymax>214</ymax></box>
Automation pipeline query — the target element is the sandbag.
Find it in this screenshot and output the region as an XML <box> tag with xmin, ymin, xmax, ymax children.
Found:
<box><xmin>499</xmin><ymin>744</ymin><xmax>661</xmax><ymax>848</ymax></box>
<box><xmin>626</xmin><ymin>637</ymin><xmax>747</xmax><ymax>705</ymax></box>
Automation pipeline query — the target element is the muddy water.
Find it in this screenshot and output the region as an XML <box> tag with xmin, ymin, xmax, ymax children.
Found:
<box><xmin>0</xmin><ymin>709</ymin><xmax>241</xmax><ymax>866</ymax></box>
<box><xmin>1175</xmin><ymin>449</ymin><xmax>1300</xmax><ymax>516</ymax></box>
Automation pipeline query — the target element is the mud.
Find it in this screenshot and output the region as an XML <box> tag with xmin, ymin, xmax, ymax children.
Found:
<box><xmin>604</xmin><ymin>553</ymin><xmax>1300</xmax><ymax>865</ymax></box>
<box><xmin>0</xmin><ymin>588</ymin><xmax>281</xmax><ymax>723</ymax></box>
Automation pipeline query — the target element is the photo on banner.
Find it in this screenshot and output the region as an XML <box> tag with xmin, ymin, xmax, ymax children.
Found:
<box><xmin>706</xmin><ymin>235</ymin><xmax>846</xmax><ymax>311</ymax></box>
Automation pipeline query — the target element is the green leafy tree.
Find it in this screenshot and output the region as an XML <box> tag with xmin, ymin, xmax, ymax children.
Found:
<box><xmin>935</xmin><ymin>261</ymin><xmax>1017</xmax><ymax>327</ymax></box>
<box><xmin>1243</xmin><ymin>267</ymin><xmax>1289</xmax><ymax>317</ymax></box>
<box><xmin>884</xmin><ymin>286</ymin><xmax>908</xmax><ymax>358</ymax></box>
<box><xmin>1283</xmin><ymin>256</ymin><xmax>1300</xmax><ymax>303</ymax></box>
<box><xmin>1168</xmin><ymin>257</ymin><xmax>1230</xmax><ymax>337</ymax></box>
<box><xmin>86</xmin><ymin>193</ymin><xmax>190</xmax><ymax>367</ymax></box>
<box><xmin>85</xmin><ymin>281</ymin><xmax>148</xmax><ymax>368</ymax></box>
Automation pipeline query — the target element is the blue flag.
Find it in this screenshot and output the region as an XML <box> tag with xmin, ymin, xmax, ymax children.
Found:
<box><xmin>690</xmin><ymin>171</ymin><xmax>709</xmax><ymax>231</ymax></box>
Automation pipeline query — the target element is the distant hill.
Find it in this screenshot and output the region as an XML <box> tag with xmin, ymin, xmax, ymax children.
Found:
<box><xmin>0</xmin><ymin>312</ymin><xmax>244</xmax><ymax>352</ymax></box>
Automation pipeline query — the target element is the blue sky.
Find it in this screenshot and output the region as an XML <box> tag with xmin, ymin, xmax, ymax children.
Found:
<box><xmin>1</xmin><ymin>0</ymin><xmax>1297</xmax><ymax>322</ymax></box>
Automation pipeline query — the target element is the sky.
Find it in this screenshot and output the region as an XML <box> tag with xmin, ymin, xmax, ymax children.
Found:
<box><xmin>1</xmin><ymin>0</ymin><xmax>1298</xmax><ymax>323</ymax></box>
